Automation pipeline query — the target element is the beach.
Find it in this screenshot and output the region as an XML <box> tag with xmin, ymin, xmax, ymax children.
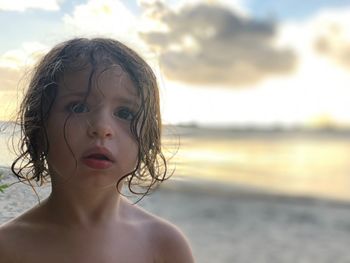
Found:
<box><xmin>1</xmin><ymin>168</ymin><xmax>350</xmax><ymax>263</ymax></box>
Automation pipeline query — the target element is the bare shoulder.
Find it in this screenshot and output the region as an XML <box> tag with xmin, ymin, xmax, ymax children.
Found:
<box><xmin>150</xmin><ymin>216</ymin><xmax>195</xmax><ymax>263</ymax></box>
<box><xmin>126</xmin><ymin>201</ymin><xmax>195</xmax><ymax>263</ymax></box>
<box><xmin>0</xmin><ymin>218</ymin><xmax>28</xmax><ymax>262</ymax></box>
<box><xmin>0</xmin><ymin>221</ymin><xmax>12</xmax><ymax>258</ymax></box>
<box><xmin>0</xmin><ymin>206</ymin><xmax>48</xmax><ymax>262</ymax></box>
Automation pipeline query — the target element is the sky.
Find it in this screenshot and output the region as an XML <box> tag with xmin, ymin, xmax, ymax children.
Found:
<box><xmin>1</xmin><ymin>0</ymin><xmax>350</xmax><ymax>128</ymax></box>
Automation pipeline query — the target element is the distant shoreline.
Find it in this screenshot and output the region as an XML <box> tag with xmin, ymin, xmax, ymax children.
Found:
<box><xmin>163</xmin><ymin>124</ymin><xmax>350</xmax><ymax>140</ymax></box>
<box><xmin>2</xmin><ymin>120</ymin><xmax>350</xmax><ymax>136</ymax></box>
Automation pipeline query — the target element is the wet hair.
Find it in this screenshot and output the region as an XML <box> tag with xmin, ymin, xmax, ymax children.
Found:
<box><xmin>11</xmin><ymin>37</ymin><xmax>169</xmax><ymax>197</ymax></box>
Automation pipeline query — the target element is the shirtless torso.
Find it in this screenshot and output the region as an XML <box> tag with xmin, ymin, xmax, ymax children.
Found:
<box><xmin>0</xmin><ymin>197</ymin><xmax>193</xmax><ymax>263</ymax></box>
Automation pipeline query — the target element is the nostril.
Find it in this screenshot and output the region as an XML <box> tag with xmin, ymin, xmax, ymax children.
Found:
<box><xmin>88</xmin><ymin>127</ymin><xmax>113</xmax><ymax>138</ymax></box>
<box><xmin>86</xmin><ymin>118</ymin><xmax>114</xmax><ymax>138</ymax></box>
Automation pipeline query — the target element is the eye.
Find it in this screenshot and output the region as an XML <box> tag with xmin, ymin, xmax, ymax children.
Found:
<box><xmin>115</xmin><ymin>108</ymin><xmax>134</xmax><ymax>121</ymax></box>
<box><xmin>68</xmin><ymin>102</ymin><xmax>89</xmax><ymax>113</ymax></box>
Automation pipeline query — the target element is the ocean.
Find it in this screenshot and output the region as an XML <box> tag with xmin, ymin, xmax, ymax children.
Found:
<box><xmin>1</xmin><ymin>122</ymin><xmax>350</xmax><ymax>201</ymax></box>
<box><xmin>163</xmin><ymin>125</ymin><xmax>350</xmax><ymax>201</ymax></box>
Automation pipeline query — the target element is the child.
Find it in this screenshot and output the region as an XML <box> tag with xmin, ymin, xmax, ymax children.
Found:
<box><xmin>0</xmin><ymin>38</ymin><xmax>194</xmax><ymax>263</ymax></box>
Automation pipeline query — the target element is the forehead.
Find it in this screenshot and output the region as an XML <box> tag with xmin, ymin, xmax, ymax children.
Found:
<box><xmin>58</xmin><ymin>64</ymin><xmax>139</xmax><ymax>99</ymax></box>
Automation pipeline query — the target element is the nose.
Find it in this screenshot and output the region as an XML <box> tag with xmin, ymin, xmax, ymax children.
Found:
<box><xmin>87</xmin><ymin>111</ymin><xmax>114</xmax><ymax>139</ymax></box>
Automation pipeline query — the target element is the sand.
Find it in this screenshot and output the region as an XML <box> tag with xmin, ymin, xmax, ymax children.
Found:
<box><xmin>1</xmin><ymin>167</ymin><xmax>350</xmax><ymax>263</ymax></box>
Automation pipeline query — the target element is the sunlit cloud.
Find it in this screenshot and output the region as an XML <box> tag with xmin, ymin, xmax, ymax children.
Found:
<box><xmin>0</xmin><ymin>66</ymin><xmax>25</xmax><ymax>120</ymax></box>
<box><xmin>139</xmin><ymin>0</ymin><xmax>249</xmax><ymax>17</ymax></box>
<box><xmin>0</xmin><ymin>67</ymin><xmax>21</xmax><ymax>91</ymax></box>
<box><xmin>0</xmin><ymin>42</ymin><xmax>48</xmax><ymax>90</ymax></box>
<box><xmin>0</xmin><ymin>0</ymin><xmax>62</xmax><ymax>11</ymax></box>
<box><xmin>63</xmin><ymin>0</ymin><xmax>139</xmax><ymax>45</ymax></box>
<box><xmin>160</xmin><ymin>5</ymin><xmax>350</xmax><ymax>127</ymax></box>
<box><xmin>312</xmin><ymin>9</ymin><xmax>350</xmax><ymax>70</ymax></box>
<box><xmin>0</xmin><ymin>42</ymin><xmax>48</xmax><ymax>120</ymax></box>
<box><xmin>139</xmin><ymin>1</ymin><xmax>297</xmax><ymax>87</ymax></box>
<box><xmin>0</xmin><ymin>42</ymin><xmax>47</xmax><ymax>70</ymax></box>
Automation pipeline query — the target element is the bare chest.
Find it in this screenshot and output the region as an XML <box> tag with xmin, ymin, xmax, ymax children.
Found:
<box><xmin>7</xmin><ymin>229</ymin><xmax>158</xmax><ymax>263</ymax></box>
<box><xmin>12</xmin><ymin>248</ymin><xmax>155</xmax><ymax>263</ymax></box>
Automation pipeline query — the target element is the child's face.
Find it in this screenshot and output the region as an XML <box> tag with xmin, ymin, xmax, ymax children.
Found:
<box><xmin>45</xmin><ymin>64</ymin><xmax>140</xmax><ymax>189</ymax></box>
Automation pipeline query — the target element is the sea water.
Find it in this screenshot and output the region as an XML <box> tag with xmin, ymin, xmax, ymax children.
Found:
<box><xmin>163</xmin><ymin>125</ymin><xmax>350</xmax><ymax>201</ymax></box>
<box><xmin>1</xmin><ymin>122</ymin><xmax>350</xmax><ymax>201</ymax></box>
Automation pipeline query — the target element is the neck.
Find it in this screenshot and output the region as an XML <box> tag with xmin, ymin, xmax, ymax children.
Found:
<box><xmin>42</xmin><ymin>183</ymin><xmax>126</xmax><ymax>228</ymax></box>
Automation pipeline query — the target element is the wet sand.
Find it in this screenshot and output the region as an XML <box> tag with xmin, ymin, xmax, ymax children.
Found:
<box><xmin>1</xmin><ymin>168</ymin><xmax>350</xmax><ymax>263</ymax></box>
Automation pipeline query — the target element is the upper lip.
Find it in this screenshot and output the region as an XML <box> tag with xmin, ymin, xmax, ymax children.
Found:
<box><xmin>82</xmin><ymin>146</ymin><xmax>115</xmax><ymax>162</ymax></box>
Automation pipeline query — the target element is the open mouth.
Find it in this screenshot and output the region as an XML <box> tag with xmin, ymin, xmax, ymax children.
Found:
<box><xmin>86</xmin><ymin>154</ymin><xmax>111</xmax><ymax>161</ymax></box>
<box><xmin>83</xmin><ymin>153</ymin><xmax>114</xmax><ymax>170</ymax></box>
<box><xmin>82</xmin><ymin>147</ymin><xmax>115</xmax><ymax>169</ymax></box>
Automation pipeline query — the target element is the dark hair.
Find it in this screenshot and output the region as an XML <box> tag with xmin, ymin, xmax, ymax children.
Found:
<box><xmin>11</xmin><ymin>37</ymin><xmax>169</xmax><ymax>197</ymax></box>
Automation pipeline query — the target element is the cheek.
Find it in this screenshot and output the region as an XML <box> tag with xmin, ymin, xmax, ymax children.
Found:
<box><xmin>126</xmin><ymin>137</ymin><xmax>139</xmax><ymax>165</ymax></box>
<box><xmin>46</xmin><ymin>116</ymin><xmax>82</xmax><ymax>161</ymax></box>
<box><xmin>46</xmin><ymin>122</ymin><xmax>84</xmax><ymax>178</ymax></box>
<box><xmin>132</xmin><ymin>141</ymin><xmax>139</xmax><ymax>163</ymax></box>
<box><xmin>122</xmin><ymin>138</ymin><xmax>139</xmax><ymax>173</ymax></box>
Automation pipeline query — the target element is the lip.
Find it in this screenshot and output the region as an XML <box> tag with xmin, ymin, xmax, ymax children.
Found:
<box><xmin>82</xmin><ymin>146</ymin><xmax>115</xmax><ymax>170</ymax></box>
<box><xmin>83</xmin><ymin>146</ymin><xmax>115</xmax><ymax>162</ymax></box>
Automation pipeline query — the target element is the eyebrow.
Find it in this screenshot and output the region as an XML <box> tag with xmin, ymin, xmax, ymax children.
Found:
<box><xmin>59</xmin><ymin>92</ymin><xmax>140</xmax><ymax>108</ymax></box>
<box><xmin>58</xmin><ymin>92</ymin><xmax>87</xmax><ymax>99</ymax></box>
<box><xmin>113</xmin><ymin>97</ymin><xmax>140</xmax><ymax>108</ymax></box>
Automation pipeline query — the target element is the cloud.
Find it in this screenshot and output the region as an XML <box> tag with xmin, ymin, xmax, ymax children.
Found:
<box><xmin>0</xmin><ymin>42</ymin><xmax>48</xmax><ymax>70</ymax></box>
<box><xmin>0</xmin><ymin>42</ymin><xmax>48</xmax><ymax>92</ymax></box>
<box><xmin>139</xmin><ymin>2</ymin><xmax>296</xmax><ymax>87</ymax></box>
<box><xmin>0</xmin><ymin>0</ymin><xmax>62</xmax><ymax>11</ymax></box>
<box><xmin>0</xmin><ymin>67</ymin><xmax>22</xmax><ymax>92</ymax></box>
<box><xmin>0</xmin><ymin>65</ymin><xmax>26</xmax><ymax>119</ymax></box>
<box><xmin>0</xmin><ymin>42</ymin><xmax>48</xmax><ymax>120</ymax></box>
<box><xmin>312</xmin><ymin>10</ymin><xmax>350</xmax><ymax>70</ymax></box>
<box><xmin>63</xmin><ymin>0</ymin><xmax>138</xmax><ymax>42</ymax></box>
